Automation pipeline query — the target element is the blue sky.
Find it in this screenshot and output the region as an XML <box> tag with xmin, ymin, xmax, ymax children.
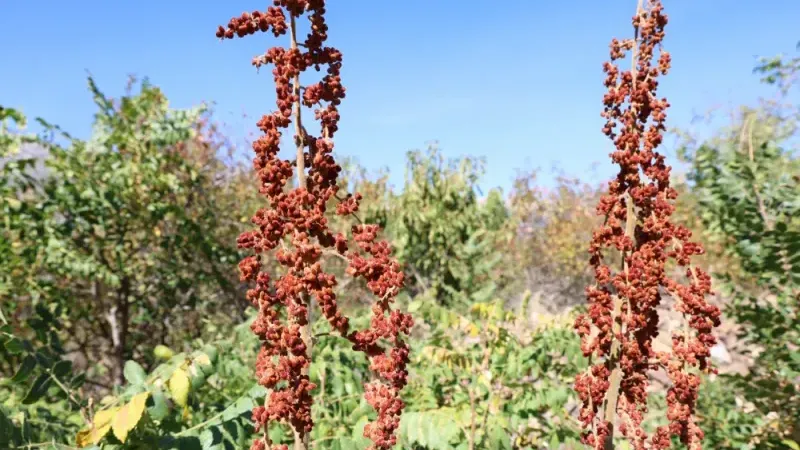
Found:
<box><xmin>1</xmin><ymin>1</ymin><xmax>798</xmax><ymax>193</ymax></box>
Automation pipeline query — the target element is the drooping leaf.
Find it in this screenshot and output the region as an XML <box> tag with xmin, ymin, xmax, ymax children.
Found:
<box><xmin>111</xmin><ymin>391</ymin><xmax>150</xmax><ymax>443</ymax></box>
<box><xmin>76</xmin><ymin>407</ymin><xmax>118</xmax><ymax>448</ymax></box>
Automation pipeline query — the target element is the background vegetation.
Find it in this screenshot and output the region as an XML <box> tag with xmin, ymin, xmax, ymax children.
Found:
<box><xmin>1</xmin><ymin>30</ymin><xmax>798</xmax><ymax>450</ymax></box>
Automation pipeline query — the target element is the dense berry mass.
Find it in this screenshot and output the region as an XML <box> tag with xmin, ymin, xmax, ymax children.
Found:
<box><xmin>573</xmin><ymin>1</ymin><xmax>721</xmax><ymax>449</ymax></box>
<box><xmin>217</xmin><ymin>2</ymin><xmax>412</xmax><ymax>449</ymax></box>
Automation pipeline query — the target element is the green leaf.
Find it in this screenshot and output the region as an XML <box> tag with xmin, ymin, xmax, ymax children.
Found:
<box><xmin>4</xmin><ymin>337</ymin><xmax>24</xmax><ymax>354</ymax></box>
<box><xmin>123</xmin><ymin>360</ymin><xmax>147</xmax><ymax>386</ymax></box>
<box><xmin>400</xmin><ymin>409</ymin><xmax>462</xmax><ymax>450</ymax></box>
<box><xmin>782</xmin><ymin>440</ymin><xmax>800</xmax><ymax>450</ymax></box>
<box><xmin>52</xmin><ymin>359</ymin><xmax>73</xmax><ymax>378</ymax></box>
<box><xmin>221</xmin><ymin>394</ymin><xmax>255</xmax><ymax>422</ymax></box>
<box><xmin>10</xmin><ymin>355</ymin><xmax>36</xmax><ymax>383</ymax></box>
<box><xmin>408</xmin><ymin>300</ymin><xmax>423</xmax><ymax>313</ymax></box>
<box><xmin>22</xmin><ymin>373</ymin><xmax>52</xmax><ymax>404</ymax></box>
<box><xmin>548</xmin><ymin>433</ymin><xmax>560</xmax><ymax>450</ymax></box>
<box><xmin>247</xmin><ymin>384</ymin><xmax>267</xmax><ymax>399</ymax></box>
<box><xmin>351</xmin><ymin>415</ymin><xmax>372</xmax><ymax>447</ymax></box>
<box><xmin>199</xmin><ymin>426</ymin><xmax>221</xmax><ymax>449</ymax></box>
<box><xmin>148</xmin><ymin>389</ymin><xmax>170</xmax><ymax>421</ymax></box>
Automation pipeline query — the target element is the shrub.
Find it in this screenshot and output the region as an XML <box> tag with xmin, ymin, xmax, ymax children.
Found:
<box><xmin>679</xmin><ymin>51</ymin><xmax>800</xmax><ymax>447</ymax></box>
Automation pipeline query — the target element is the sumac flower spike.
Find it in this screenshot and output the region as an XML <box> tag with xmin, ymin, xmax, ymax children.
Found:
<box><xmin>573</xmin><ymin>1</ymin><xmax>721</xmax><ymax>449</ymax></box>
<box><xmin>218</xmin><ymin>2</ymin><xmax>412</xmax><ymax>449</ymax></box>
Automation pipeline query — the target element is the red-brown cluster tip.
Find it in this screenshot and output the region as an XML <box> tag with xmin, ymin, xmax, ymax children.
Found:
<box><xmin>573</xmin><ymin>1</ymin><xmax>721</xmax><ymax>449</ymax></box>
<box><xmin>219</xmin><ymin>2</ymin><xmax>412</xmax><ymax>449</ymax></box>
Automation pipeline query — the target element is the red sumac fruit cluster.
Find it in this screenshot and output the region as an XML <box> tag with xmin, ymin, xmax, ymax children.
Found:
<box><xmin>573</xmin><ymin>1</ymin><xmax>721</xmax><ymax>449</ymax></box>
<box><xmin>217</xmin><ymin>2</ymin><xmax>412</xmax><ymax>449</ymax></box>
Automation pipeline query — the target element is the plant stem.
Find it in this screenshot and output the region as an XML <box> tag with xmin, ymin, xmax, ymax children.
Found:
<box><xmin>290</xmin><ymin>13</ymin><xmax>312</xmax><ymax>450</ymax></box>
<box><xmin>601</xmin><ymin>2</ymin><xmax>645</xmax><ymax>447</ymax></box>
<box><xmin>47</xmin><ymin>369</ymin><xmax>88</xmax><ymax>423</ymax></box>
<box><xmin>467</xmin><ymin>385</ymin><xmax>476</xmax><ymax>450</ymax></box>
<box><xmin>175</xmin><ymin>410</ymin><xmax>226</xmax><ymax>437</ymax></box>
<box><xmin>23</xmin><ymin>442</ymin><xmax>80</xmax><ymax>450</ymax></box>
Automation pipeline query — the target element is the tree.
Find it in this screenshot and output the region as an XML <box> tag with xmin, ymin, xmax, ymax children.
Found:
<box><xmin>387</xmin><ymin>145</ymin><xmax>508</xmax><ymax>308</ymax></box>
<box><xmin>1</xmin><ymin>77</ymin><xmax>244</xmax><ymax>389</ymax></box>
<box><xmin>679</xmin><ymin>45</ymin><xmax>800</xmax><ymax>448</ymax></box>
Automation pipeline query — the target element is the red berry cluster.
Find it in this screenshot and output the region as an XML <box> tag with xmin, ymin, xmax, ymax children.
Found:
<box><xmin>217</xmin><ymin>2</ymin><xmax>412</xmax><ymax>449</ymax></box>
<box><xmin>573</xmin><ymin>1</ymin><xmax>721</xmax><ymax>449</ymax></box>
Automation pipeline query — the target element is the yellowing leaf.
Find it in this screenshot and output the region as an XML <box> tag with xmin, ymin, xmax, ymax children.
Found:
<box><xmin>489</xmin><ymin>395</ymin><xmax>502</xmax><ymax>414</ymax></box>
<box><xmin>5</xmin><ymin>197</ymin><xmax>21</xmax><ymax>210</ymax></box>
<box><xmin>76</xmin><ymin>406</ymin><xmax>117</xmax><ymax>447</ymax></box>
<box><xmin>111</xmin><ymin>391</ymin><xmax>150</xmax><ymax>443</ymax></box>
<box><xmin>169</xmin><ymin>367</ymin><xmax>190</xmax><ymax>407</ymax></box>
<box><xmin>420</xmin><ymin>345</ymin><xmax>470</xmax><ymax>370</ymax></box>
<box><xmin>453</xmin><ymin>315</ymin><xmax>482</xmax><ymax>338</ymax></box>
<box><xmin>781</xmin><ymin>440</ymin><xmax>800</xmax><ymax>450</ymax></box>
<box><xmin>193</xmin><ymin>353</ymin><xmax>211</xmax><ymax>367</ymax></box>
<box><xmin>188</xmin><ymin>353</ymin><xmax>212</xmax><ymax>379</ymax></box>
<box><xmin>188</xmin><ymin>362</ymin><xmax>200</xmax><ymax>378</ymax></box>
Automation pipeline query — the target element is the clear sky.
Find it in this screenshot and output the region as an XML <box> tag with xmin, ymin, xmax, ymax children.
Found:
<box><xmin>1</xmin><ymin>1</ymin><xmax>798</xmax><ymax>193</ymax></box>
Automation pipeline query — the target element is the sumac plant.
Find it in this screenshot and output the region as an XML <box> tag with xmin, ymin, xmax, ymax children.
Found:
<box><xmin>215</xmin><ymin>2</ymin><xmax>412</xmax><ymax>450</ymax></box>
<box><xmin>573</xmin><ymin>1</ymin><xmax>722</xmax><ymax>449</ymax></box>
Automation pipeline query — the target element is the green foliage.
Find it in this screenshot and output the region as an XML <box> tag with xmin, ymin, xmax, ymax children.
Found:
<box><xmin>680</xmin><ymin>56</ymin><xmax>800</xmax><ymax>447</ymax></box>
<box><xmin>0</xmin><ymin>304</ymin><xmax>86</xmax><ymax>448</ymax></box>
<box><xmin>386</xmin><ymin>144</ymin><xmax>509</xmax><ymax>307</ymax></box>
<box><xmin>2</xmin><ymin>311</ymin><xmax>268</xmax><ymax>450</ymax></box>
<box><xmin>2</xmin><ymin>77</ymin><xmax>244</xmax><ymax>389</ymax></box>
<box><xmin>754</xmin><ymin>41</ymin><xmax>800</xmax><ymax>94</ymax></box>
<box><xmin>0</xmin><ymin>106</ymin><xmax>36</xmax><ymax>158</ymax></box>
<box><xmin>72</xmin><ymin>341</ymin><xmax>248</xmax><ymax>449</ymax></box>
<box><xmin>403</xmin><ymin>298</ymin><xmax>584</xmax><ymax>449</ymax></box>
<box><xmin>5</xmin><ymin>41</ymin><xmax>800</xmax><ymax>450</ymax></box>
<box><xmin>0</xmin><ymin>106</ymin><xmax>46</xmax><ymax>304</ymax></box>
<box><xmin>304</xmin><ymin>314</ymin><xmax>375</xmax><ymax>449</ymax></box>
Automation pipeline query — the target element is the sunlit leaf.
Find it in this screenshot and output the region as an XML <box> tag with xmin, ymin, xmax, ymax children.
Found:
<box><xmin>169</xmin><ymin>367</ymin><xmax>191</xmax><ymax>407</ymax></box>
<box><xmin>111</xmin><ymin>391</ymin><xmax>150</xmax><ymax>443</ymax></box>
<box><xmin>76</xmin><ymin>407</ymin><xmax>118</xmax><ymax>448</ymax></box>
